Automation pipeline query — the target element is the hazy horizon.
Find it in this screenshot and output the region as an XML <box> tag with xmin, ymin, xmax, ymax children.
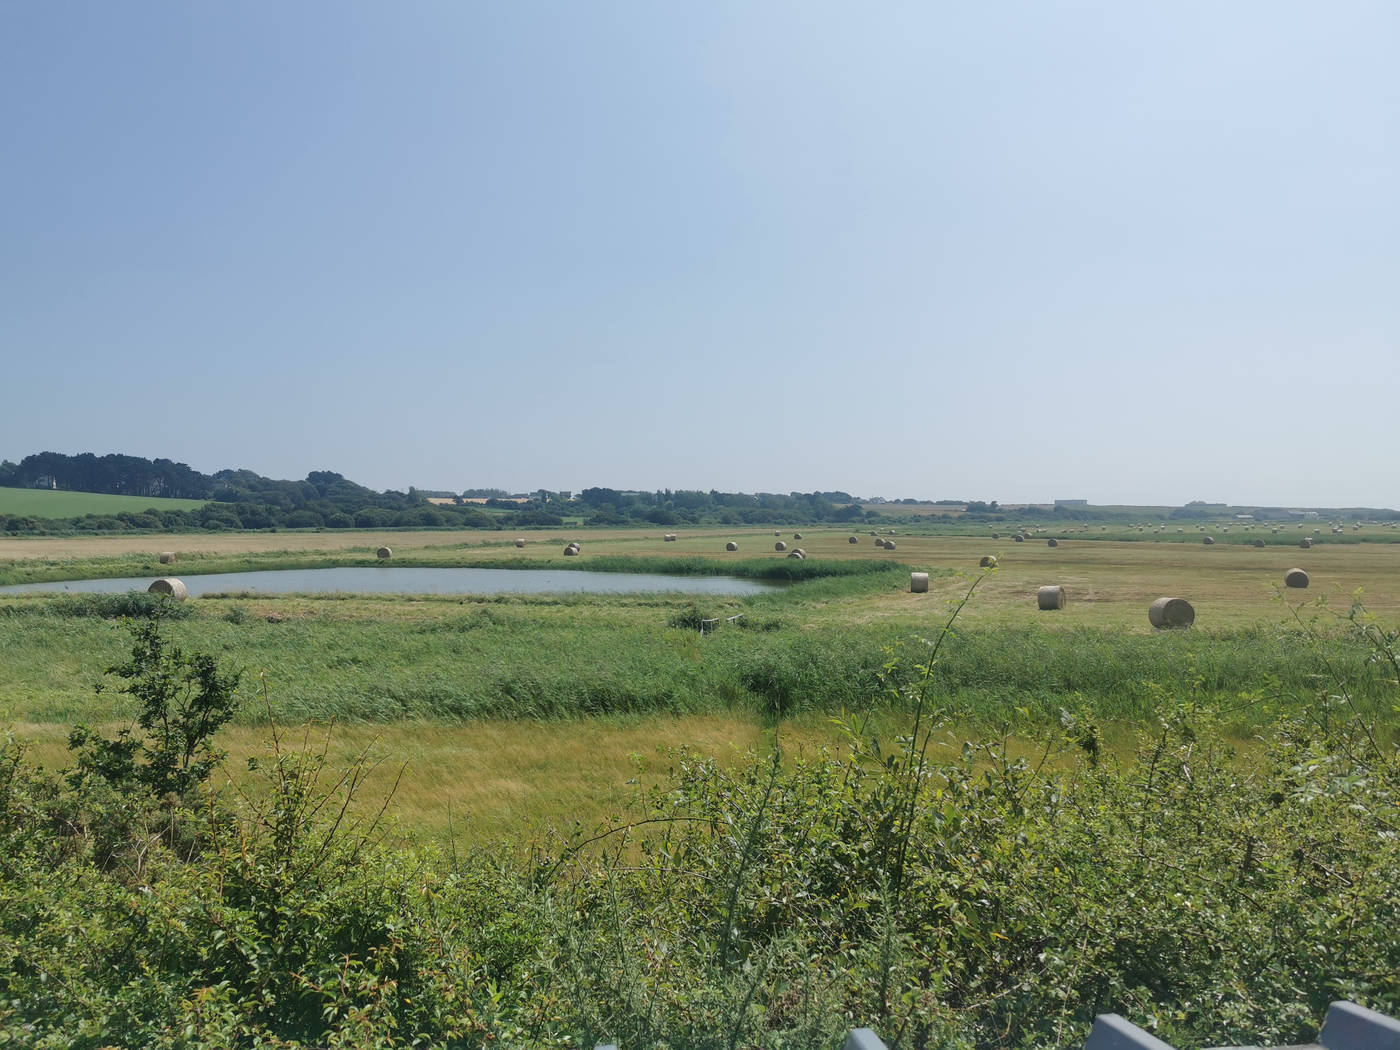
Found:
<box><xmin>4</xmin><ymin>4</ymin><xmax>1396</xmax><ymax>507</ymax></box>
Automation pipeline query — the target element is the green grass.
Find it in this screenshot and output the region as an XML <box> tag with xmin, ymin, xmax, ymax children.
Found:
<box><xmin>0</xmin><ymin>487</ymin><xmax>208</xmax><ymax>518</ymax></box>
<box><xmin>0</xmin><ymin>584</ymin><xmax>1387</xmax><ymax>735</ymax></box>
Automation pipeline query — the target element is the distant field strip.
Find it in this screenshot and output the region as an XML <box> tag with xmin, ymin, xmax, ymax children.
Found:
<box><xmin>0</xmin><ymin>487</ymin><xmax>209</xmax><ymax>517</ymax></box>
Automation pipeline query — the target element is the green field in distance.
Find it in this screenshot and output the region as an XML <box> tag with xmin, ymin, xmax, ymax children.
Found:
<box><xmin>0</xmin><ymin>487</ymin><xmax>209</xmax><ymax>518</ymax></box>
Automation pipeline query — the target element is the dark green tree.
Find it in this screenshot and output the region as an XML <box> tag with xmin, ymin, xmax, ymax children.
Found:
<box><xmin>70</xmin><ymin>613</ymin><xmax>241</xmax><ymax>799</ymax></box>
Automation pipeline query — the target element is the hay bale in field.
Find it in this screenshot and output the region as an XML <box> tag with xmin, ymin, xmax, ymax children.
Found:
<box><xmin>664</xmin><ymin>533</ymin><xmax>677</xmax><ymax>542</ymax></box>
<box><xmin>725</xmin><ymin>541</ymin><xmax>738</xmax><ymax>551</ymax></box>
<box><xmin>564</xmin><ymin>545</ymin><xmax>579</xmax><ymax>556</ymax></box>
<box><xmin>1047</xmin><ymin>538</ymin><xmax>1059</xmax><ymax>548</ymax></box>
<box><xmin>1253</xmin><ymin>538</ymin><xmax>1266</xmax><ymax>548</ymax></box>
<box><xmin>1299</xmin><ymin>538</ymin><xmax>1313</xmax><ymax>549</ymax></box>
<box><xmin>787</xmin><ymin>549</ymin><xmax>805</xmax><ymax>559</ymax></box>
<box><xmin>158</xmin><ymin>552</ymin><xmax>176</xmax><ymax>565</ymax></box>
<box><xmin>1203</xmin><ymin>537</ymin><xmax>1215</xmax><ymax>546</ymax></box>
<box><xmin>376</xmin><ymin>547</ymin><xmax>392</xmax><ymax>560</ymax></box>
<box><xmin>1148</xmin><ymin>597</ymin><xmax>1195</xmax><ymax>629</ymax></box>
<box><xmin>874</xmin><ymin>537</ymin><xmax>884</xmax><ymax>546</ymax></box>
<box><xmin>775</xmin><ymin>541</ymin><xmax>788</xmax><ymax>552</ymax></box>
<box><xmin>885</xmin><ymin>541</ymin><xmax>896</xmax><ymax>550</ymax></box>
<box><xmin>775</xmin><ymin>531</ymin><xmax>782</xmax><ymax>537</ymax></box>
<box><xmin>849</xmin><ymin>535</ymin><xmax>859</xmax><ymax>544</ymax></box>
<box><xmin>148</xmin><ymin>577</ymin><xmax>187</xmax><ymax>600</ymax></box>
<box><xmin>991</xmin><ymin>533</ymin><xmax>1000</xmax><ymax>539</ymax></box>
<box><xmin>910</xmin><ymin>572</ymin><xmax>929</xmax><ymax>593</ymax></box>
<box><xmin>1014</xmin><ymin>534</ymin><xmax>1025</xmax><ymax>543</ymax></box>
<box><xmin>979</xmin><ymin>555</ymin><xmax>997</xmax><ymax>568</ymax></box>
<box><xmin>1037</xmin><ymin>585</ymin><xmax>1066</xmax><ymax>610</ymax></box>
<box><xmin>793</xmin><ymin>532</ymin><xmax>802</xmax><ymax>540</ymax></box>
<box><xmin>515</xmin><ymin>538</ymin><xmax>526</xmax><ymax>548</ymax></box>
<box><xmin>1285</xmin><ymin>568</ymin><xmax>1309</xmax><ymax>588</ymax></box>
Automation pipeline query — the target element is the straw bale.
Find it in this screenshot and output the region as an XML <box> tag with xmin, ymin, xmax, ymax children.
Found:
<box><xmin>1284</xmin><ymin>568</ymin><xmax>1309</xmax><ymax>588</ymax></box>
<box><xmin>725</xmin><ymin>541</ymin><xmax>739</xmax><ymax>551</ymax></box>
<box><xmin>884</xmin><ymin>540</ymin><xmax>896</xmax><ymax>550</ymax></box>
<box><xmin>1037</xmin><ymin>585</ymin><xmax>1066</xmax><ymax>610</ymax></box>
<box><xmin>848</xmin><ymin>535</ymin><xmax>859</xmax><ymax>544</ymax></box>
<box><xmin>775</xmin><ymin>541</ymin><xmax>788</xmax><ymax>552</ymax></box>
<box><xmin>1253</xmin><ymin>539</ymin><xmax>1266</xmax><ymax>548</ymax></box>
<box><xmin>148</xmin><ymin>577</ymin><xmax>187</xmax><ymax>600</ymax></box>
<box><xmin>1299</xmin><ymin>538</ymin><xmax>1313</xmax><ymax>549</ymax></box>
<box><xmin>376</xmin><ymin>547</ymin><xmax>392</xmax><ymax>560</ymax></box>
<box><xmin>787</xmin><ymin>549</ymin><xmax>805</xmax><ymax>559</ymax></box>
<box><xmin>515</xmin><ymin>538</ymin><xmax>527</xmax><ymax>548</ymax></box>
<box><xmin>158</xmin><ymin>552</ymin><xmax>176</xmax><ymax>565</ymax></box>
<box><xmin>979</xmin><ymin>555</ymin><xmax>997</xmax><ymax>568</ymax></box>
<box><xmin>1202</xmin><ymin>537</ymin><xmax>1215</xmax><ymax>545</ymax></box>
<box><xmin>910</xmin><ymin>572</ymin><xmax>929</xmax><ymax>593</ymax></box>
<box><xmin>564</xmin><ymin>545</ymin><xmax>579</xmax><ymax>556</ymax></box>
<box><xmin>1047</xmin><ymin>538</ymin><xmax>1059</xmax><ymax>548</ymax></box>
<box><xmin>1148</xmin><ymin>597</ymin><xmax>1195</xmax><ymax>629</ymax></box>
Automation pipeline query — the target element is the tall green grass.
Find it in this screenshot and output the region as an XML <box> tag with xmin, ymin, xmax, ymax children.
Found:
<box><xmin>0</xmin><ymin>593</ymin><xmax>1388</xmax><ymax>734</ymax></box>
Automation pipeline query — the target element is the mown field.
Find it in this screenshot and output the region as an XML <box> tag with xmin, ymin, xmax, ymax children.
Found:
<box><xmin>0</xmin><ymin>486</ymin><xmax>209</xmax><ymax>517</ymax></box>
<box><xmin>3</xmin><ymin>523</ymin><xmax>1399</xmax><ymax>841</ymax></box>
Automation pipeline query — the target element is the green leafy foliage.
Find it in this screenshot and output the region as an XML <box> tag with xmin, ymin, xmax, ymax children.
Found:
<box><xmin>71</xmin><ymin>615</ymin><xmax>241</xmax><ymax>799</ymax></box>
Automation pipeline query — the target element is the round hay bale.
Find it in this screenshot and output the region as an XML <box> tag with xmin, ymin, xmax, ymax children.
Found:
<box><xmin>990</xmin><ymin>533</ymin><xmax>1000</xmax><ymax>540</ymax></box>
<box><xmin>158</xmin><ymin>551</ymin><xmax>176</xmax><ymax>565</ymax></box>
<box><xmin>775</xmin><ymin>541</ymin><xmax>788</xmax><ymax>552</ymax></box>
<box><xmin>979</xmin><ymin>555</ymin><xmax>997</xmax><ymax>568</ymax></box>
<box><xmin>1253</xmin><ymin>538</ymin><xmax>1265</xmax><ymax>548</ymax></box>
<box><xmin>148</xmin><ymin>577</ymin><xmax>187</xmax><ymax>600</ymax></box>
<box><xmin>725</xmin><ymin>541</ymin><xmax>739</xmax><ymax>552</ymax></box>
<box><xmin>775</xmin><ymin>531</ymin><xmax>782</xmax><ymax>537</ymax></box>
<box><xmin>1202</xmin><ymin>537</ymin><xmax>1215</xmax><ymax>545</ymax></box>
<box><xmin>848</xmin><ymin>535</ymin><xmax>859</xmax><ymax>544</ymax></box>
<box><xmin>664</xmin><ymin>533</ymin><xmax>677</xmax><ymax>542</ymax></box>
<box><xmin>884</xmin><ymin>540</ymin><xmax>896</xmax><ymax>550</ymax></box>
<box><xmin>910</xmin><ymin>572</ymin><xmax>929</xmax><ymax>593</ymax></box>
<box><xmin>1148</xmin><ymin>597</ymin><xmax>1195</xmax><ymax>629</ymax></box>
<box><xmin>376</xmin><ymin>547</ymin><xmax>392</xmax><ymax>560</ymax></box>
<box><xmin>787</xmin><ymin>549</ymin><xmax>805</xmax><ymax>559</ymax></box>
<box><xmin>1013</xmin><ymin>534</ymin><xmax>1025</xmax><ymax>543</ymax></box>
<box><xmin>515</xmin><ymin>538</ymin><xmax>527</xmax><ymax>548</ymax></box>
<box><xmin>564</xmin><ymin>545</ymin><xmax>579</xmax><ymax>556</ymax></box>
<box><xmin>793</xmin><ymin>532</ymin><xmax>802</xmax><ymax>540</ymax></box>
<box><xmin>887</xmin><ymin>529</ymin><xmax>896</xmax><ymax>535</ymax></box>
<box><xmin>1299</xmin><ymin>538</ymin><xmax>1313</xmax><ymax>549</ymax></box>
<box><xmin>874</xmin><ymin>537</ymin><xmax>884</xmax><ymax>546</ymax></box>
<box><xmin>1284</xmin><ymin>568</ymin><xmax>1309</xmax><ymax>588</ymax></box>
<box><xmin>1037</xmin><ymin>585</ymin><xmax>1066</xmax><ymax>611</ymax></box>
<box><xmin>1047</xmin><ymin>538</ymin><xmax>1059</xmax><ymax>548</ymax></box>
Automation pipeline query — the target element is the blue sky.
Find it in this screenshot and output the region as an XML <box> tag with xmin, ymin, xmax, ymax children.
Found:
<box><xmin>3</xmin><ymin>2</ymin><xmax>1396</xmax><ymax>505</ymax></box>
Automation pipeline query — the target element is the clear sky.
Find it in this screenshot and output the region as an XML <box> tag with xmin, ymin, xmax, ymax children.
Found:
<box><xmin>3</xmin><ymin>2</ymin><xmax>1396</xmax><ymax>506</ymax></box>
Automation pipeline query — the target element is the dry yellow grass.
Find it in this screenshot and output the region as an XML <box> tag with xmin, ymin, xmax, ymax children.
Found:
<box><xmin>9</xmin><ymin>713</ymin><xmax>861</xmax><ymax>844</ymax></box>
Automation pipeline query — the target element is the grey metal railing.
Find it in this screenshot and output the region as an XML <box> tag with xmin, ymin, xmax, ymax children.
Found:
<box><xmin>593</xmin><ymin>999</ymin><xmax>1400</xmax><ymax>1050</ymax></box>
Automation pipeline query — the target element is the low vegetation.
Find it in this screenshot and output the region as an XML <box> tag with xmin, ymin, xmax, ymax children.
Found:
<box><xmin>1</xmin><ymin>608</ymin><xmax>1397</xmax><ymax>1047</ymax></box>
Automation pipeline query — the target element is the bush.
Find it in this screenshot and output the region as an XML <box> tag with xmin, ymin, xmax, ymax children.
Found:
<box><xmin>45</xmin><ymin>591</ymin><xmax>192</xmax><ymax>619</ymax></box>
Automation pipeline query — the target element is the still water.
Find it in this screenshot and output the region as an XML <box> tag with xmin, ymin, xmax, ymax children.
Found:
<box><xmin>0</xmin><ymin>566</ymin><xmax>776</xmax><ymax>597</ymax></box>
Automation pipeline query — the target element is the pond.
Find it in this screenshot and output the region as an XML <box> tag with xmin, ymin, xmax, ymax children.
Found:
<box><xmin>0</xmin><ymin>566</ymin><xmax>777</xmax><ymax>598</ymax></box>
